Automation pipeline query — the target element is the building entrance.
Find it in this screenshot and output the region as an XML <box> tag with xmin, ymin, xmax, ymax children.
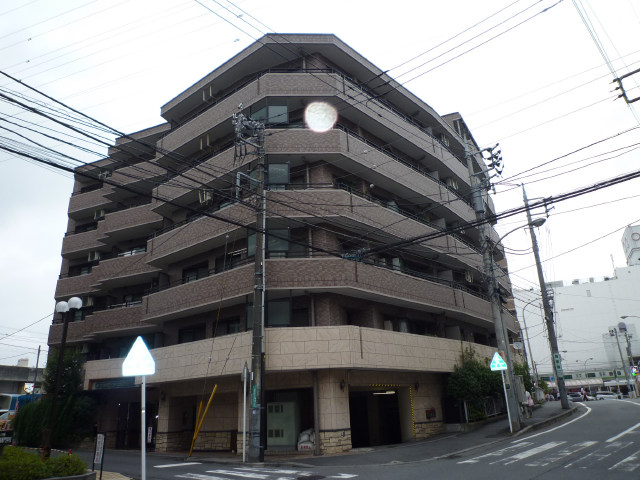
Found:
<box><xmin>349</xmin><ymin>389</ymin><xmax>401</xmax><ymax>448</ymax></box>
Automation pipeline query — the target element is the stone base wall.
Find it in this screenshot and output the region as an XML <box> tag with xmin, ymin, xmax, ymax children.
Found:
<box><xmin>415</xmin><ymin>421</ymin><xmax>443</xmax><ymax>439</ymax></box>
<box><xmin>319</xmin><ymin>429</ymin><xmax>351</xmax><ymax>454</ymax></box>
<box><xmin>155</xmin><ymin>430</ymin><xmax>234</xmax><ymax>453</ymax></box>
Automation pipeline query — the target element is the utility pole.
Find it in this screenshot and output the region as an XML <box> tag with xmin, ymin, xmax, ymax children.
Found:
<box><xmin>32</xmin><ymin>345</ymin><xmax>41</xmax><ymax>393</ymax></box>
<box><xmin>610</xmin><ymin>327</ymin><xmax>634</xmax><ymax>397</ymax></box>
<box><xmin>523</xmin><ymin>186</ymin><xmax>569</xmax><ymax>409</ymax></box>
<box><xmin>466</xmin><ymin>144</ymin><xmax>521</xmax><ymax>433</ymax></box>
<box><xmin>233</xmin><ymin>112</ymin><xmax>266</xmax><ymax>462</ymax></box>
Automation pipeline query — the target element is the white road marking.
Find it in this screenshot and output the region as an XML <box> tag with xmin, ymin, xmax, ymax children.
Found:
<box><xmin>457</xmin><ymin>441</ymin><xmax>533</xmax><ymax>463</ymax></box>
<box><xmin>177</xmin><ymin>474</ymin><xmax>228</xmax><ymax>480</ymax></box>
<box><xmin>610</xmin><ymin>447</ymin><xmax>640</xmax><ymax>472</ymax></box>
<box><xmin>513</xmin><ymin>404</ymin><xmax>592</xmax><ymax>443</ymax></box>
<box><xmin>328</xmin><ymin>475</ymin><xmax>358</xmax><ymax>479</ymax></box>
<box><xmin>525</xmin><ymin>441</ymin><xmax>597</xmax><ymax>467</ymax></box>
<box><xmin>236</xmin><ymin>468</ymin><xmax>308</xmax><ymax>475</ymax></box>
<box><xmin>155</xmin><ymin>462</ymin><xmax>202</xmax><ymax>468</ymax></box>
<box><xmin>492</xmin><ymin>441</ymin><xmax>565</xmax><ymax>465</ymax></box>
<box><xmin>564</xmin><ymin>441</ymin><xmax>634</xmax><ymax>468</ymax></box>
<box><xmin>607</xmin><ymin>422</ymin><xmax>640</xmax><ymax>443</ymax></box>
<box><xmin>207</xmin><ymin>470</ymin><xmax>269</xmax><ymax>479</ymax></box>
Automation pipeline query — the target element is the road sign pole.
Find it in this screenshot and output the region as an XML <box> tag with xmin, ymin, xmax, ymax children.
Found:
<box><xmin>502</xmin><ymin>370</ymin><xmax>514</xmax><ymax>434</ymax></box>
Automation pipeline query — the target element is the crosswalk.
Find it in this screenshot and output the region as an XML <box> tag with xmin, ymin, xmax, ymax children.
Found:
<box><xmin>151</xmin><ymin>464</ymin><xmax>358</xmax><ymax>480</ymax></box>
<box><xmin>458</xmin><ymin>439</ymin><xmax>640</xmax><ymax>471</ymax></box>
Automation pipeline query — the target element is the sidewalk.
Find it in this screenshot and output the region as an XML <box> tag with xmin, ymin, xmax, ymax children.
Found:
<box><xmin>92</xmin><ymin>400</ymin><xmax>580</xmax><ymax>476</ymax></box>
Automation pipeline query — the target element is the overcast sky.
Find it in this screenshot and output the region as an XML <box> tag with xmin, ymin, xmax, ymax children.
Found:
<box><xmin>1</xmin><ymin>0</ymin><xmax>639</xmax><ymax>368</ymax></box>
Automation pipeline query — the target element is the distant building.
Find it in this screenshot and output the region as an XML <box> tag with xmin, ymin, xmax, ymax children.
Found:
<box><xmin>0</xmin><ymin>361</ymin><xmax>43</xmax><ymax>395</ymax></box>
<box><xmin>514</xmin><ymin>225</ymin><xmax>640</xmax><ymax>393</ymax></box>
<box><xmin>49</xmin><ymin>34</ymin><xmax>517</xmax><ymax>453</ymax></box>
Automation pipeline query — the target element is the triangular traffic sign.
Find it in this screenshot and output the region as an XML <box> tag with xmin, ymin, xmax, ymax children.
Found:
<box><xmin>490</xmin><ymin>352</ymin><xmax>508</xmax><ymax>371</ymax></box>
<box><xmin>122</xmin><ymin>336</ymin><xmax>156</xmax><ymax>376</ymax></box>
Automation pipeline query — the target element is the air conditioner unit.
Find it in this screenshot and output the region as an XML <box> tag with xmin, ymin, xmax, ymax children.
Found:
<box><xmin>84</xmin><ymin>296</ymin><xmax>95</xmax><ymax>307</ymax></box>
<box><xmin>465</xmin><ymin>270</ymin><xmax>474</xmax><ymax>283</ymax></box>
<box><xmin>94</xmin><ymin>209</ymin><xmax>106</xmax><ymax>220</ymax></box>
<box><xmin>88</xmin><ymin>251</ymin><xmax>101</xmax><ymax>262</ymax></box>
<box><xmin>98</xmin><ymin>170</ymin><xmax>111</xmax><ymax>180</ymax></box>
<box><xmin>445</xmin><ymin>177</ymin><xmax>459</xmax><ymax>191</ymax></box>
<box><xmin>198</xmin><ymin>190</ymin><xmax>213</xmax><ymax>205</ymax></box>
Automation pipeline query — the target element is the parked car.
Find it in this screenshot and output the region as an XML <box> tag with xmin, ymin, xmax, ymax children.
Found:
<box><xmin>595</xmin><ymin>391</ymin><xmax>620</xmax><ymax>400</ymax></box>
<box><xmin>0</xmin><ymin>410</ymin><xmax>15</xmax><ymax>431</ymax></box>
<box><xmin>568</xmin><ymin>392</ymin><xmax>595</xmax><ymax>401</ymax></box>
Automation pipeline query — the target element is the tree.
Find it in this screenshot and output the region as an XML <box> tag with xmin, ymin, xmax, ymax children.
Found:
<box><xmin>14</xmin><ymin>350</ymin><xmax>96</xmax><ymax>448</ymax></box>
<box><xmin>447</xmin><ymin>348</ymin><xmax>503</xmax><ymax>420</ymax></box>
<box><xmin>513</xmin><ymin>361</ymin><xmax>534</xmax><ymax>394</ymax></box>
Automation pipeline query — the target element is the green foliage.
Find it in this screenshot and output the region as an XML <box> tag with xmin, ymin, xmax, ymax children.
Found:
<box><xmin>47</xmin><ymin>453</ymin><xmax>87</xmax><ymax>477</ymax></box>
<box><xmin>0</xmin><ymin>446</ymin><xmax>49</xmax><ymax>480</ymax></box>
<box><xmin>56</xmin><ymin>395</ymin><xmax>98</xmax><ymax>447</ymax></box>
<box><xmin>447</xmin><ymin>348</ymin><xmax>503</xmax><ymax>402</ymax></box>
<box><xmin>539</xmin><ymin>378</ymin><xmax>549</xmax><ymax>393</ymax></box>
<box><xmin>14</xmin><ymin>395</ymin><xmax>97</xmax><ymax>449</ymax></box>
<box><xmin>0</xmin><ymin>446</ymin><xmax>88</xmax><ymax>480</ymax></box>
<box><xmin>13</xmin><ymin>400</ymin><xmax>50</xmax><ymax>447</ymax></box>
<box><xmin>43</xmin><ymin>350</ymin><xmax>84</xmax><ymax>399</ymax></box>
<box><xmin>513</xmin><ymin>361</ymin><xmax>534</xmax><ymax>393</ymax></box>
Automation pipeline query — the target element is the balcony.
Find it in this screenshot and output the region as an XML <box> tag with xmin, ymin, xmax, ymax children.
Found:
<box><xmin>101</xmin><ymin>203</ymin><xmax>163</xmax><ymax>242</ymax></box>
<box><xmin>48</xmin><ymin>303</ymin><xmax>147</xmax><ymax>346</ymax></box>
<box><xmin>82</xmin><ymin>326</ymin><xmax>496</xmax><ymax>388</ymax></box>
<box><xmin>61</xmin><ymin>227</ymin><xmax>105</xmax><ymax>258</ymax></box>
<box><xmin>265</xmin><ymin>258</ymin><xmax>494</xmax><ymax>327</ymax></box>
<box><xmin>55</xmin><ymin>271</ymin><xmax>99</xmax><ymax>299</ymax></box>
<box><xmin>68</xmin><ymin>183</ymin><xmax>114</xmax><ymax>219</ymax></box>
<box><xmin>142</xmin><ymin>264</ymin><xmax>254</xmax><ymax>323</ymax></box>
<box><xmin>146</xmin><ymin>203</ymin><xmax>256</xmax><ymax>267</ymax></box>
<box><xmin>267</xmin><ymin>188</ymin><xmax>484</xmax><ymax>275</ymax></box>
<box><xmin>89</xmin><ymin>252</ymin><xmax>160</xmax><ymax>289</ymax></box>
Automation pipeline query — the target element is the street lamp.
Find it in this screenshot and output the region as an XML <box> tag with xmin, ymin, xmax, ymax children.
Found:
<box><xmin>487</xmin><ymin>217</ymin><xmax>546</xmax><ymax>433</ymax></box>
<box><xmin>43</xmin><ymin>296</ymin><xmax>83</xmax><ymax>458</ymax></box>
<box><xmin>521</xmin><ymin>297</ymin><xmax>541</xmax><ymax>386</ymax></box>
<box><xmin>578</xmin><ymin>358</ymin><xmax>593</xmax><ymax>376</ymax></box>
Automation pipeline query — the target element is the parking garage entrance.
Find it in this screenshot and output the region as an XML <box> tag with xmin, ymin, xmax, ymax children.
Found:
<box><xmin>349</xmin><ymin>388</ymin><xmax>402</xmax><ymax>448</ymax></box>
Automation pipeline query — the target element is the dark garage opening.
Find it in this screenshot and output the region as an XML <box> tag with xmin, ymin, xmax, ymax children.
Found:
<box><xmin>349</xmin><ymin>390</ymin><xmax>401</xmax><ymax>448</ymax></box>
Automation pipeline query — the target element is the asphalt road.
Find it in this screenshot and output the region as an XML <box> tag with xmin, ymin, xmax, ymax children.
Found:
<box><xmin>81</xmin><ymin>399</ymin><xmax>640</xmax><ymax>480</ymax></box>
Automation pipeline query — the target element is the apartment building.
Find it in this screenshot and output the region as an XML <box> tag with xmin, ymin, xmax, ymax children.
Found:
<box><xmin>49</xmin><ymin>34</ymin><xmax>517</xmax><ymax>454</ymax></box>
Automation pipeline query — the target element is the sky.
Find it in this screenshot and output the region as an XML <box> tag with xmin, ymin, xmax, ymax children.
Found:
<box><xmin>1</xmin><ymin>0</ymin><xmax>640</xmax><ymax>368</ymax></box>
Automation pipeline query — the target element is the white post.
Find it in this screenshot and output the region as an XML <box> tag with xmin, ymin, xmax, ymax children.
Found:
<box><xmin>502</xmin><ymin>370</ymin><xmax>514</xmax><ymax>433</ymax></box>
<box><xmin>141</xmin><ymin>375</ymin><xmax>146</xmax><ymax>480</ymax></box>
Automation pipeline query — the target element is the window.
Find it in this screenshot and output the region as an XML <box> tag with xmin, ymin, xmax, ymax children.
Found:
<box><xmin>216</xmin><ymin>317</ymin><xmax>241</xmax><ymax>336</ymax></box>
<box><xmin>182</xmin><ymin>262</ymin><xmax>208</xmax><ymax>283</ymax></box>
<box><xmin>267</xmin><ymin>299</ymin><xmax>290</xmax><ymax>327</ymax></box>
<box><xmin>178</xmin><ymin>324</ymin><xmax>206</xmax><ymax>344</ymax></box>
<box><xmin>250</xmin><ymin>105</ymin><xmax>288</xmax><ymax>125</ymax></box>
<box><xmin>267</xmin><ymin>164</ymin><xmax>289</xmax><ymax>188</ymax></box>
<box><xmin>268</xmin><ymin>229</ymin><xmax>289</xmax><ymax>258</ymax></box>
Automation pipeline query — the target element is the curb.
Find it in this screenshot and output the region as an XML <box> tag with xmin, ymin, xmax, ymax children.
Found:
<box><xmin>513</xmin><ymin>405</ymin><xmax>579</xmax><ymax>438</ymax></box>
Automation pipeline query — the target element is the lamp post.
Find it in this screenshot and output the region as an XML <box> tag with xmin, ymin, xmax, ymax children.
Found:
<box><xmin>521</xmin><ymin>297</ymin><xmax>541</xmax><ymax>386</ymax></box>
<box><xmin>43</xmin><ymin>296</ymin><xmax>83</xmax><ymax>458</ymax></box>
<box><xmin>580</xmin><ymin>357</ymin><xmax>593</xmax><ymax>375</ymax></box>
